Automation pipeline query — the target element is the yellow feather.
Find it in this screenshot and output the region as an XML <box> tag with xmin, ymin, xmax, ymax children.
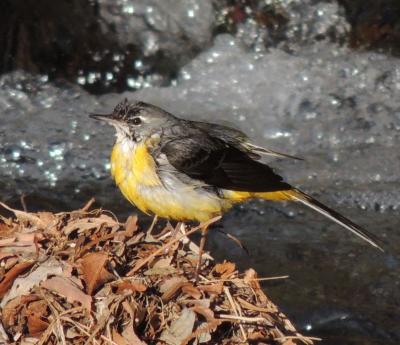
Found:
<box><xmin>111</xmin><ymin>140</ymin><xmax>227</xmax><ymax>220</ymax></box>
<box><xmin>223</xmin><ymin>189</ymin><xmax>299</xmax><ymax>202</ymax></box>
<box><xmin>131</xmin><ymin>144</ymin><xmax>161</xmax><ymax>187</ymax></box>
<box><xmin>111</xmin><ymin>141</ymin><xmax>162</xmax><ymax>214</ymax></box>
<box><xmin>111</xmin><ymin>141</ymin><xmax>161</xmax><ymax>187</ymax></box>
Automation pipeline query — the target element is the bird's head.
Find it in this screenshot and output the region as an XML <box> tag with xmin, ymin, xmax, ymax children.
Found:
<box><xmin>90</xmin><ymin>99</ymin><xmax>175</xmax><ymax>142</ymax></box>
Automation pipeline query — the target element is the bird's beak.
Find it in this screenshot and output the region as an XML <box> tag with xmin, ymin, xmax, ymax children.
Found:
<box><xmin>89</xmin><ymin>112</ymin><xmax>130</xmax><ymax>137</ymax></box>
<box><xmin>89</xmin><ymin>113</ymin><xmax>114</xmax><ymax>122</ymax></box>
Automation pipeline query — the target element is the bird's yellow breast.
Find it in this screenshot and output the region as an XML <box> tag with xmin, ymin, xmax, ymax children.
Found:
<box><xmin>111</xmin><ymin>140</ymin><xmax>161</xmax><ymax>187</ymax></box>
<box><xmin>111</xmin><ymin>140</ymin><xmax>162</xmax><ymax>214</ymax></box>
<box><xmin>110</xmin><ymin>139</ymin><xmax>228</xmax><ymax>221</ymax></box>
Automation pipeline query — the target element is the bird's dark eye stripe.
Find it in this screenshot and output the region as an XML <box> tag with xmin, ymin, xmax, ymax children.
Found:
<box><xmin>132</xmin><ymin>117</ymin><xmax>141</xmax><ymax>125</ymax></box>
<box><xmin>129</xmin><ymin>108</ymin><xmax>140</xmax><ymax>115</ymax></box>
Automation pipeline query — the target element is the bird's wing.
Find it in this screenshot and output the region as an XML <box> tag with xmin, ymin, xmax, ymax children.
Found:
<box><xmin>190</xmin><ymin>120</ymin><xmax>302</xmax><ymax>160</ymax></box>
<box><xmin>241</xmin><ymin>143</ymin><xmax>303</xmax><ymax>161</ymax></box>
<box><xmin>161</xmin><ymin>135</ymin><xmax>291</xmax><ymax>192</ymax></box>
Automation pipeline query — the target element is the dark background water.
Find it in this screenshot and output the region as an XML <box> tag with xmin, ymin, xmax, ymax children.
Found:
<box><xmin>1</xmin><ymin>1</ymin><xmax>400</xmax><ymax>344</ymax></box>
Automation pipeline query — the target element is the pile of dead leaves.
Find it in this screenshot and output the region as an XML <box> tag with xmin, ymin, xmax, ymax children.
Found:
<box><xmin>0</xmin><ymin>200</ymin><xmax>317</xmax><ymax>345</ymax></box>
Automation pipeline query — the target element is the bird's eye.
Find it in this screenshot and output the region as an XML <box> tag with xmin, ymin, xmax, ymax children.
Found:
<box><xmin>132</xmin><ymin>117</ymin><xmax>141</xmax><ymax>125</ymax></box>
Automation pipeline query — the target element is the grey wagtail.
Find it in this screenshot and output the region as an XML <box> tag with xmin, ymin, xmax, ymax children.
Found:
<box><xmin>90</xmin><ymin>99</ymin><xmax>382</xmax><ymax>276</ymax></box>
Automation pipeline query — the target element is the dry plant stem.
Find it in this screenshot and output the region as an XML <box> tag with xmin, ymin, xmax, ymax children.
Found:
<box><xmin>171</xmin><ymin>222</ymin><xmax>183</xmax><ymax>239</ymax></box>
<box><xmin>148</xmin><ymin>215</ymin><xmax>158</xmax><ymax>235</ymax></box>
<box><xmin>61</xmin><ymin>317</ymin><xmax>109</xmax><ymax>345</ymax></box>
<box><xmin>164</xmin><ymin>222</ymin><xmax>182</xmax><ymax>254</ymax></box>
<box><xmin>195</xmin><ymin>224</ymin><xmax>209</xmax><ymax>284</ymax></box>
<box><xmin>37</xmin><ymin>319</ymin><xmax>57</xmax><ymax>345</ymax></box>
<box><xmin>83</xmin><ymin>307</ymin><xmax>112</xmax><ymax>345</ymax></box>
<box><xmin>224</xmin><ymin>286</ymin><xmax>247</xmax><ymax>341</ymax></box>
<box><xmin>62</xmin><ymin>318</ymin><xmax>94</xmax><ymax>339</ymax></box>
<box><xmin>205</xmin><ymin>275</ymin><xmax>289</xmax><ymax>283</ymax></box>
<box><xmin>218</xmin><ymin>314</ymin><xmax>270</xmax><ymax>324</ymax></box>
<box><xmin>80</xmin><ymin>198</ymin><xmax>96</xmax><ymax>212</ymax></box>
<box><xmin>127</xmin><ymin>216</ymin><xmax>221</xmax><ymax>276</ymax></box>
<box><xmin>275</xmin><ymin>335</ymin><xmax>322</xmax><ymax>342</ymax></box>
<box><xmin>40</xmin><ymin>289</ymin><xmax>67</xmax><ymax>345</ymax></box>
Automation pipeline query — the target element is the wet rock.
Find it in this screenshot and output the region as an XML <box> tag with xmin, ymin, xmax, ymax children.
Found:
<box><xmin>98</xmin><ymin>0</ymin><xmax>214</xmax><ymax>56</ymax></box>
<box><xmin>214</xmin><ymin>0</ymin><xmax>350</xmax><ymax>52</ymax></box>
<box><xmin>0</xmin><ymin>0</ymin><xmax>214</xmax><ymax>94</ymax></box>
<box><xmin>339</xmin><ymin>0</ymin><xmax>400</xmax><ymax>52</ymax></box>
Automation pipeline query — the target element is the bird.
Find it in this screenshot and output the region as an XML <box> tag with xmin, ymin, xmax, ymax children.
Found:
<box><xmin>90</xmin><ymin>99</ymin><xmax>383</xmax><ymax>279</ymax></box>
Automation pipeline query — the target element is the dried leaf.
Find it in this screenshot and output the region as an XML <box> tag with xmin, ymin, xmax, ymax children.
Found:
<box><xmin>26</xmin><ymin>300</ymin><xmax>49</xmax><ymax>337</ymax></box>
<box><xmin>0</xmin><ymin>238</ymin><xmax>16</xmax><ymax>247</ymax></box>
<box><xmin>112</xmin><ymin>329</ymin><xmax>130</xmax><ymax>345</ymax></box>
<box><xmin>41</xmin><ymin>276</ymin><xmax>92</xmax><ymax>312</ymax></box>
<box><xmin>197</xmin><ymin>283</ymin><xmax>224</xmax><ymax>295</ymax></box>
<box><xmin>97</xmin><ymin>213</ymin><xmax>119</xmax><ymax>224</ymax></box>
<box><xmin>2</xmin><ymin>295</ymin><xmax>39</xmax><ymax>329</ymax></box>
<box><xmin>214</xmin><ymin>261</ymin><xmax>236</xmax><ymax>279</ymax></box>
<box><xmin>122</xmin><ymin>323</ymin><xmax>147</xmax><ymax>345</ymax></box>
<box><xmin>81</xmin><ymin>252</ymin><xmax>115</xmax><ymax>295</ymax></box>
<box><xmin>181</xmin><ymin>283</ymin><xmax>202</xmax><ymax>299</ymax></box>
<box><xmin>116</xmin><ymin>281</ymin><xmax>147</xmax><ymax>294</ymax></box>
<box><xmin>144</xmin><ymin>257</ymin><xmax>176</xmax><ymax>276</ymax></box>
<box><xmin>65</xmin><ymin>327</ymin><xmax>81</xmax><ymax>339</ymax></box>
<box><xmin>62</xmin><ymin>218</ymin><xmax>102</xmax><ymax>235</ymax></box>
<box><xmin>190</xmin><ymin>305</ymin><xmax>215</xmax><ymax>322</ymax></box>
<box><xmin>185</xmin><ymin>299</ymin><xmax>211</xmax><ymax>309</ymax></box>
<box><xmin>37</xmin><ymin>212</ymin><xmax>58</xmax><ymax>228</ymax></box>
<box><xmin>0</xmin><ymin>202</ymin><xmax>47</xmax><ymax>228</ymax></box>
<box><xmin>125</xmin><ymin>215</ymin><xmax>138</xmax><ymax>236</ymax></box>
<box><xmin>282</xmin><ymin>339</ymin><xmax>298</xmax><ymax>345</ymax></box>
<box><xmin>0</xmin><ymin>221</ymin><xmax>13</xmax><ymax>236</ymax></box>
<box><xmin>119</xmin><ymin>302</ymin><xmax>147</xmax><ymax>345</ymax></box>
<box><xmin>160</xmin><ymin>308</ymin><xmax>196</xmax><ymax>345</ymax></box>
<box><xmin>0</xmin><ymin>261</ymin><xmax>35</xmax><ymax>299</ymax></box>
<box><xmin>182</xmin><ymin>320</ymin><xmax>221</xmax><ymax>345</ymax></box>
<box><xmin>17</xmin><ymin>233</ymin><xmax>44</xmax><ymax>243</ymax></box>
<box><xmin>1</xmin><ymin>258</ymin><xmax>63</xmax><ymax>307</ymax></box>
<box><xmin>63</xmin><ymin>214</ymin><xmax>118</xmax><ymax>236</ymax></box>
<box><xmin>0</xmin><ymin>323</ymin><xmax>8</xmax><ymax>343</ymax></box>
<box><xmin>153</xmin><ymin>257</ymin><xmax>172</xmax><ymax>269</ymax></box>
<box><xmin>144</xmin><ymin>266</ymin><xmax>176</xmax><ymax>276</ymax></box>
<box><xmin>159</xmin><ymin>277</ymin><xmax>187</xmax><ymax>302</ymax></box>
<box><xmin>2</xmin><ymin>256</ymin><xmax>18</xmax><ymax>270</ymax></box>
<box><xmin>248</xmin><ymin>331</ymin><xmax>269</xmax><ymax>342</ymax></box>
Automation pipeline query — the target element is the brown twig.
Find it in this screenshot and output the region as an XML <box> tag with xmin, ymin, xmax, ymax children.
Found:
<box><xmin>205</xmin><ymin>275</ymin><xmax>289</xmax><ymax>283</ymax></box>
<box><xmin>127</xmin><ymin>216</ymin><xmax>221</xmax><ymax>276</ymax></box>
<box><xmin>223</xmin><ymin>286</ymin><xmax>247</xmax><ymax>341</ymax></box>
<box><xmin>217</xmin><ymin>314</ymin><xmax>270</xmax><ymax>324</ymax></box>
<box><xmin>275</xmin><ymin>335</ymin><xmax>322</xmax><ymax>343</ymax></box>
<box><xmin>80</xmin><ymin>198</ymin><xmax>96</xmax><ymax>212</ymax></box>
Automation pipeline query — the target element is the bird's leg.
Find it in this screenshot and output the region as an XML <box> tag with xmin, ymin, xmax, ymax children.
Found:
<box><xmin>171</xmin><ymin>222</ymin><xmax>183</xmax><ymax>239</ymax></box>
<box><xmin>195</xmin><ymin>224</ymin><xmax>209</xmax><ymax>284</ymax></box>
<box><xmin>164</xmin><ymin>222</ymin><xmax>183</xmax><ymax>255</ymax></box>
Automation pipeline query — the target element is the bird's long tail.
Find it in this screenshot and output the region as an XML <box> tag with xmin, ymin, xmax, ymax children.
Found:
<box><xmin>253</xmin><ymin>189</ymin><xmax>383</xmax><ymax>251</ymax></box>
